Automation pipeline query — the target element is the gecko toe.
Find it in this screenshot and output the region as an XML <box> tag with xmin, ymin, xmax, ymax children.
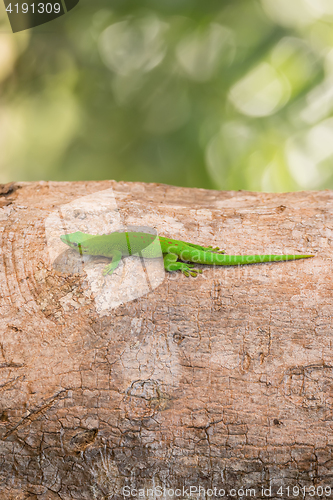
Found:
<box><xmin>184</xmin><ymin>267</ymin><xmax>202</xmax><ymax>277</ymax></box>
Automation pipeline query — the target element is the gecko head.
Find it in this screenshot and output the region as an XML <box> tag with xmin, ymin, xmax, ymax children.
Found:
<box><xmin>60</xmin><ymin>232</ymin><xmax>94</xmax><ymax>253</ymax></box>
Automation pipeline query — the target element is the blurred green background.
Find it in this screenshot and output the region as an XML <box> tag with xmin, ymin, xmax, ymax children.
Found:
<box><xmin>1</xmin><ymin>0</ymin><xmax>333</xmax><ymax>191</ymax></box>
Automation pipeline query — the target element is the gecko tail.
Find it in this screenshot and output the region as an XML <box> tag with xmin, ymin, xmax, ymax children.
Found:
<box><xmin>187</xmin><ymin>252</ymin><xmax>315</xmax><ymax>266</ymax></box>
<box><xmin>215</xmin><ymin>254</ymin><xmax>314</xmax><ymax>265</ymax></box>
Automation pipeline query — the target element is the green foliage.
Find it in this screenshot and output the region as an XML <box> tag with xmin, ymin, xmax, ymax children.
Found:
<box><xmin>0</xmin><ymin>0</ymin><xmax>333</xmax><ymax>191</ymax></box>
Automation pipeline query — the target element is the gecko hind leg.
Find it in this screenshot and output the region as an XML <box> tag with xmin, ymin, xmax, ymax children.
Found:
<box><xmin>163</xmin><ymin>253</ymin><xmax>202</xmax><ymax>277</ymax></box>
<box><xmin>184</xmin><ymin>242</ymin><xmax>225</xmax><ymax>254</ymax></box>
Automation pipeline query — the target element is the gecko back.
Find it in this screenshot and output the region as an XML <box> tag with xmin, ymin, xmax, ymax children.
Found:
<box><xmin>61</xmin><ymin>231</ymin><xmax>161</xmax><ymax>258</ymax></box>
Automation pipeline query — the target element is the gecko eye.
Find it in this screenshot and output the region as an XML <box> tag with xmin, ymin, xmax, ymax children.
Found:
<box><xmin>72</xmin><ymin>242</ymin><xmax>78</xmax><ymax>247</ymax></box>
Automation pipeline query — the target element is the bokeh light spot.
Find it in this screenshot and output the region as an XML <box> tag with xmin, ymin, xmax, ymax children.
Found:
<box><xmin>229</xmin><ymin>62</ymin><xmax>290</xmax><ymax>117</ymax></box>
<box><xmin>261</xmin><ymin>0</ymin><xmax>316</xmax><ymax>28</ymax></box>
<box><xmin>99</xmin><ymin>15</ymin><xmax>167</xmax><ymax>77</ymax></box>
<box><xmin>286</xmin><ymin>118</ymin><xmax>333</xmax><ymax>188</ymax></box>
<box><xmin>176</xmin><ymin>23</ymin><xmax>235</xmax><ymax>82</ymax></box>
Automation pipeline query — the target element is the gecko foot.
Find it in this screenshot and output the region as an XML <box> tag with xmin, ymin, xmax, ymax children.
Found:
<box><xmin>179</xmin><ymin>264</ymin><xmax>203</xmax><ymax>277</ymax></box>
<box><xmin>207</xmin><ymin>246</ymin><xmax>225</xmax><ymax>254</ymax></box>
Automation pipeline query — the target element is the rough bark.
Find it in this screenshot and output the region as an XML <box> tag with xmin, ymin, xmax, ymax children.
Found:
<box><xmin>0</xmin><ymin>180</ymin><xmax>331</xmax><ymax>499</ymax></box>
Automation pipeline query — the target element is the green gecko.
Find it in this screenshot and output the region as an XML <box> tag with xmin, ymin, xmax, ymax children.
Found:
<box><xmin>60</xmin><ymin>231</ymin><xmax>314</xmax><ymax>277</ymax></box>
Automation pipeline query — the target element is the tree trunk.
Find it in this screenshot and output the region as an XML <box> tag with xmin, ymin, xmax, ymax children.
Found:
<box><xmin>0</xmin><ymin>180</ymin><xmax>331</xmax><ymax>499</ymax></box>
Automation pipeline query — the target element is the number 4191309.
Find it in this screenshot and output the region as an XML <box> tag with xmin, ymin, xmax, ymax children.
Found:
<box><xmin>6</xmin><ymin>3</ymin><xmax>61</xmax><ymax>14</ymax></box>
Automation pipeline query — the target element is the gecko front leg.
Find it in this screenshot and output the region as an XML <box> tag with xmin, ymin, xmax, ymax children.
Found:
<box><xmin>102</xmin><ymin>250</ymin><xmax>123</xmax><ymax>276</ymax></box>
